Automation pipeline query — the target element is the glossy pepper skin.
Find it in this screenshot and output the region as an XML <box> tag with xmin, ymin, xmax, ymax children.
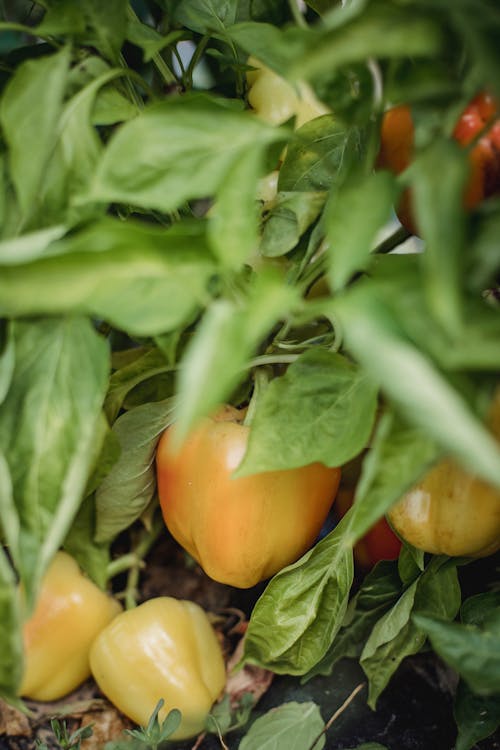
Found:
<box><xmin>89</xmin><ymin>597</ymin><xmax>226</xmax><ymax>741</ymax></box>
<box><xmin>388</xmin><ymin>392</ymin><xmax>500</xmax><ymax>557</ymax></box>
<box><xmin>377</xmin><ymin>92</ymin><xmax>500</xmax><ymax>234</ymax></box>
<box><xmin>156</xmin><ymin>405</ymin><xmax>341</xmax><ymax>588</ymax></box>
<box><xmin>19</xmin><ymin>551</ymin><xmax>121</xmax><ymax>701</ymax></box>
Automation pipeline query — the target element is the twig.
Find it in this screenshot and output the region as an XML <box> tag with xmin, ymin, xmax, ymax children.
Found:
<box><xmin>308</xmin><ymin>682</ymin><xmax>366</xmax><ymax>750</ymax></box>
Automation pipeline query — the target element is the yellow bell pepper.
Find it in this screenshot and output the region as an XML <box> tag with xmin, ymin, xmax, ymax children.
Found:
<box><xmin>388</xmin><ymin>391</ymin><xmax>500</xmax><ymax>557</ymax></box>
<box><xmin>89</xmin><ymin>597</ymin><xmax>227</xmax><ymax>740</ymax></box>
<box><xmin>19</xmin><ymin>551</ymin><xmax>121</xmax><ymax>701</ymax></box>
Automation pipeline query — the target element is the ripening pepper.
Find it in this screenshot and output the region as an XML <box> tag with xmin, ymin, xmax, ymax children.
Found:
<box><xmin>246</xmin><ymin>56</ymin><xmax>330</xmax><ymax>128</ymax></box>
<box><xmin>377</xmin><ymin>91</ymin><xmax>500</xmax><ymax>234</ymax></box>
<box><xmin>156</xmin><ymin>405</ymin><xmax>341</xmax><ymax>588</ymax></box>
<box><xmin>19</xmin><ymin>551</ymin><xmax>121</xmax><ymax>701</ymax></box>
<box><xmin>89</xmin><ymin>597</ymin><xmax>227</xmax><ymax>740</ymax></box>
<box><xmin>388</xmin><ymin>391</ymin><xmax>500</xmax><ymax>557</ymax></box>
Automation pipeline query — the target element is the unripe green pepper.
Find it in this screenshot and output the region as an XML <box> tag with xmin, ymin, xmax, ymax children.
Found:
<box><xmin>19</xmin><ymin>551</ymin><xmax>121</xmax><ymax>701</ymax></box>
<box><xmin>246</xmin><ymin>56</ymin><xmax>330</xmax><ymax>128</ymax></box>
<box><xmin>89</xmin><ymin>597</ymin><xmax>227</xmax><ymax>741</ymax></box>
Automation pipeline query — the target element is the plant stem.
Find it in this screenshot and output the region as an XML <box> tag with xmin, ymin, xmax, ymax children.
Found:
<box><xmin>243</xmin><ymin>367</ymin><xmax>270</xmax><ymax>426</ymax></box>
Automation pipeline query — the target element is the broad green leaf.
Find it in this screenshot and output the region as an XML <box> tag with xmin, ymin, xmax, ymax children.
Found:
<box><xmin>86</xmin><ymin>98</ymin><xmax>286</xmax><ymax>213</ymax></box>
<box><xmin>288</xmin><ymin>5</ymin><xmax>443</xmax><ymax>82</ymax></box>
<box><xmin>95</xmin><ymin>399</ymin><xmax>176</xmax><ymax>543</ymax></box>
<box><xmin>0</xmin><ymin>218</ymin><xmax>215</xmax><ymax>336</ymax></box>
<box><xmin>35</xmin><ymin>0</ymin><xmax>86</xmax><ymax>36</ymax></box>
<box><xmin>0</xmin><ymin>225</ymin><xmax>67</xmax><ymax>265</ymax></box>
<box><xmin>80</xmin><ymin>0</ymin><xmax>128</xmax><ymax>63</ymax></box>
<box><xmin>243</xmin><ymin>518</ymin><xmax>353</xmax><ymax>675</ymax></box>
<box><xmin>342</xmin><ymin>410</ymin><xmax>439</xmax><ymax>548</ymax></box>
<box><xmin>260</xmin><ymin>191</ymin><xmax>325</xmax><ymax>258</ymax></box>
<box><xmin>0</xmin><ymin>46</ymin><xmax>70</xmax><ymax>224</ymax></box>
<box><xmin>126</xmin><ymin>18</ymin><xmax>185</xmax><ymax>62</ymax></box>
<box><xmin>414</xmin><ymin>611</ymin><xmax>500</xmax><ymax>697</ymax></box>
<box><xmin>278</xmin><ymin>116</ymin><xmax>364</xmax><ymax>192</ymax></box>
<box><xmin>0</xmin><ymin>544</ymin><xmax>23</xmax><ymax>703</ymax></box>
<box><xmin>174</xmin><ymin>0</ymin><xmax>238</xmax><ymax>34</ymax></box>
<box><xmin>454</xmin><ymin>680</ymin><xmax>500</xmax><ymax>750</ymax></box>
<box><xmin>461</xmin><ymin>591</ymin><xmax>500</xmax><ymax>629</ymax></box>
<box><xmin>303</xmin><ymin>559</ymin><xmax>402</xmax><ymax>681</ymax></box>
<box><xmin>410</xmin><ymin>139</ymin><xmax>469</xmax><ymax>335</ymax></box>
<box><xmin>226</xmin><ymin>22</ymin><xmax>307</xmax><ymax>77</ymax></box>
<box><xmin>63</xmin><ymin>495</ymin><xmax>111</xmax><ymax>590</ymax></box>
<box><xmin>174</xmin><ymin>271</ymin><xmax>298</xmax><ymax>444</ymax></box>
<box><xmin>361</xmin><ymin>559</ymin><xmax>460</xmax><ymax>708</ymax></box>
<box><xmin>331</xmin><ymin>285</ymin><xmax>500</xmax><ymax>488</ymax></box>
<box><xmin>236</xmin><ymin>350</ymin><xmax>378</xmax><ymax>475</ymax></box>
<box><xmin>104</xmin><ymin>347</ymin><xmax>174</xmax><ymax>424</ymax></box>
<box><xmin>326</xmin><ymin>171</ymin><xmax>398</xmax><ymax>290</ymax></box>
<box><xmin>0</xmin><ymin>317</ymin><xmax>109</xmax><ymax>607</ymax></box>
<box><xmin>208</xmin><ymin>146</ymin><xmax>263</xmax><ymax>267</ymax></box>
<box><xmin>239</xmin><ymin>701</ymin><xmax>325</xmax><ymax>750</ymax></box>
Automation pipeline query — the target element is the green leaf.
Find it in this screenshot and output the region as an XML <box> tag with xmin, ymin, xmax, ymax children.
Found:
<box><xmin>0</xmin><ymin>225</ymin><xmax>67</xmax><ymax>265</ymax></box>
<box><xmin>461</xmin><ymin>591</ymin><xmax>500</xmax><ymax>629</ymax></box>
<box><xmin>208</xmin><ymin>145</ymin><xmax>263</xmax><ymax>267</ymax></box>
<box><xmin>80</xmin><ymin>0</ymin><xmax>128</xmax><ymax>63</ymax></box>
<box><xmin>260</xmin><ymin>191</ymin><xmax>325</xmax><ymax>258</ymax></box>
<box><xmin>326</xmin><ymin>171</ymin><xmax>398</xmax><ymax>290</ymax></box>
<box><xmin>361</xmin><ymin>559</ymin><xmax>461</xmax><ymax>708</ymax></box>
<box><xmin>174</xmin><ymin>270</ymin><xmax>298</xmax><ymax>444</ymax></box>
<box><xmin>278</xmin><ymin>116</ymin><xmax>364</xmax><ymax>192</ymax></box>
<box><xmin>0</xmin><ymin>317</ymin><xmax>109</xmax><ymax>607</ymax></box>
<box><xmin>239</xmin><ymin>701</ymin><xmax>325</xmax><ymax>750</ymax></box>
<box><xmin>104</xmin><ymin>347</ymin><xmax>174</xmax><ymax>424</ymax></box>
<box><xmin>126</xmin><ymin>18</ymin><xmax>185</xmax><ymax>62</ymax></box>
<box><xmin>342</xmin><ymin>410</ymin><xmax>439</xmax><ymax>548</ymax></box>
<box><xmin>331</xmin><ymin>284</ymin><xmax>500</xmax><ymax>489</ymax></box>
<box><xmin>243</xmin><ymin>518</ymin><xmax>353</xmax><ymax>675</ymax></box>
<box><xmin>0</xmin><ymin>218</ymin><xmax>215</xmax><ymax>337</ymax></box>
<box><xmin>410</xmin><ymin>139</ymin><xmax>469</xmax><ymax>335</ymax></box>
<box><xmin>236</xmin><ymin>350</ymin><xmax>378</xmax><ymax>475</ymax></box>
<box><xmin>86</xmin><ymin>97</ymin><xmax>286</xmax><ymax>213</ymax></box>
<box><xmin>454</xmin><ymin>680</ymin><xmax>500</xmax><ymax>750</ymax></box>
<box><xmin>226</xmin><ymin>22</ymin><xmax>307</xmax><ymax>77</ymax></box>
<box><xmin>0</xmin><ymin>46</ymin><xmax>70</xmax><ymax>224</ymax></box>
<box><xmin>95</xmin><ymin>399</ymin><xmax>176</xmax><ymax>543</ymax></box>
<box><xmin>413</xmin><ymin>611</ymin><xmax>500</xmax><ymax>697</ymax></box>
<box><xmin>303</xmin><ymin>559</ymin><xmax>402</xmax><ymax>681</ymax></box>
<box><xmin>0</xmin><ymin>324</ymin><xmax>14</xmax><ymax>406</ymax></box>
<box><xmin>63</xmin><ymin>495</ymin><xmax>111</xmax><ymax>590</ymax></box>
<box><xmin>0</xmin><ymin>541</ymin><xmax>23</xmax><ymax>703</ymax></box>
<box><xmin>288</xmin><ymin>5</ymin><xmax>443</xmax><ymax>82</ymax></box>
<box><xmin>174</xmin><ymin>0</ymin><xmax>238</xmax><ymax>35</ymax></box>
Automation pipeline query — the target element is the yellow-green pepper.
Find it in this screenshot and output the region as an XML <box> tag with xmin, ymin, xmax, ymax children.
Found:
<box><xmin>89</xmin><ymin>597</ymin><xmax>227</xmax><ymax>740</ymax></box>
<box><xmin>19</xmin><ymin>551</ymin><xmax>121</xmax><ymax>701</ymax></box>
<box><xmin>388</xmin><ymin>391</ymin><xmax>500</xmax><ymax>557</ymax></box>
<box><xmin>246</xmin><ymin>56</ymin><xmax>330</xmax><ymax>128</ymax></box>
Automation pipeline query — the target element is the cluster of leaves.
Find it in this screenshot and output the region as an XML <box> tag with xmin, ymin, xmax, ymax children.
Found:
<box><xmin>0</xmin><ymin>0</ymin><xmax>499</xmax><ymax>747</ymax></box>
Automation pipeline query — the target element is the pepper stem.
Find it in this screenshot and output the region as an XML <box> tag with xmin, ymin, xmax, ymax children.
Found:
<box><xmin>243</xmin><ymin>367</ymin><xmax>270</xmax><ymax>427</ymax></box>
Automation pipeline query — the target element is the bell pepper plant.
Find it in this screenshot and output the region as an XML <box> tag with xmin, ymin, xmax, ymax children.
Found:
<box><xmin>0</xmin><ymin>0</ymin><xmax>500</xmax><ymax>748</ymax></box>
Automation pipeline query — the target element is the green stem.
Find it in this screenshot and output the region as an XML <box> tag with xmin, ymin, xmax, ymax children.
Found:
<box><xmin>111</xmin><ymin>514</ymin><xmax>165</xmax><ymax>608</ymax></box>
<box><xmin>247</xmin><ymin>353</ymin><xmax>298</xmax><ymax>368</ymax></box>
<box><xmin>184</xmin><ymin>34</ymin><xmax>209</xmax><ymax>90</ymax></box>
<box><xmin>243</xmin><ymin>367</ymin><xmax>270</xmax><ymax>427</ymax></box>
<box><xmin>288</xmin><ymin>0</ymin><xmax>308</xmax><ymax>28</ymax></box>
<box><xmin>126</xmin><ymin>5</ymin><xmax>177</xmax><ymax>86</ymax></box>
